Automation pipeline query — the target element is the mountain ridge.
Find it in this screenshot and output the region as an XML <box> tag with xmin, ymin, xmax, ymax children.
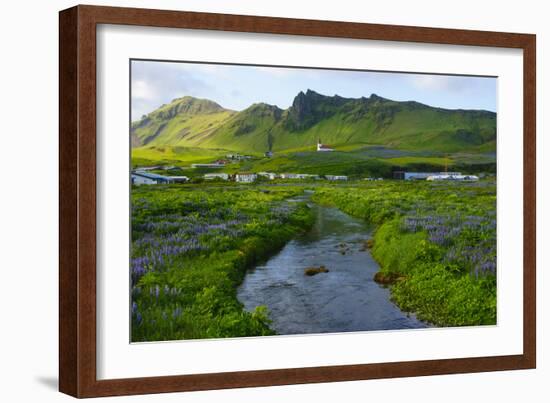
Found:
<box><xmin>131</xmin><ymin>90</ymin><xmax>496</xmax><ymax>154</ymax></box>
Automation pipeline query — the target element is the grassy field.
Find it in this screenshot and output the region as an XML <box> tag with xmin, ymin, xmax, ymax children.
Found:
<box><xmin>131</xmin><ymin>184</ymin><xmax>313</xmax><ymax>341</ymax></box>
<box><xmin>131</xmin><ymin>179</ymin><xmax>496</xmax><ymax>342</ymax></box>
<box><xmin>131</xmin><ymin>146</ymin><xmax>228</xmax><ymax>167</ymax></box>
<box><xmin>313</xmin><ymin>179</ymin><xmax>497</xmax><ymax>326</ymax></box>
<box><xmin>132</xmin><ymin>144</ymin><xmax>496</xmax><ymax>180</ymax></box>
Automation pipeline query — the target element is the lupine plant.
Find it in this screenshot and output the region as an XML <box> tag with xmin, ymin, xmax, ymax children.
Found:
<box><xmin>313</xmin><ymin>179</ymin><xmax>497</xmax><ymax>326</ymax></box>
<box><xmin>131</xmin><ymin>184</ymin><xmax>313</xmax><ymax>342</ymax></box>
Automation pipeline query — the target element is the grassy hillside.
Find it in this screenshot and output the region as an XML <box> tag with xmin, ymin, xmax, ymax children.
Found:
<box><xmin>131</xmin><ymin>96</ymin><xmax>236</xmax><ymax>147</ymax></box>
<box><xmin>194</xmin><ymin>103</ymin><xmax>284</xmax><ymax>152</ymax></box>
<box><xmin>131</xmin><ymin>146</ymin><xmax>227</xmax><ymax>167</ymax></box>
<box><xmin>131</xmin><ymin>90</ymin><xmax>497</xmax><ymax>157</ymax></box>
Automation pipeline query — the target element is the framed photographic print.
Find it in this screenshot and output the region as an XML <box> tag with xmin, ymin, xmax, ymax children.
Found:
<box><xmin>59</xmin><ymin>4</ymin><xmax>536</xmax><ymax>398</ymax></box>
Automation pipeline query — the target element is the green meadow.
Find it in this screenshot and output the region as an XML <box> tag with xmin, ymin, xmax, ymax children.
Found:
<box><xmin>131</xmin><ymin>185</ymin><xmax>313</xmax><ymax>341</ymax></box>
<box><xmin>131</xmin><ymin>180</ymin><xmax>496</xmax><ymax>341</ymax></box>
<box><xmin>132</xmin><ymin>143</ymin><xmax>495</xmax><ymax>179</ymax></box>
<box><xmin>313</xmin><ymin>180</ymin><xmax>497</xmax><ymax>326</ymax></box>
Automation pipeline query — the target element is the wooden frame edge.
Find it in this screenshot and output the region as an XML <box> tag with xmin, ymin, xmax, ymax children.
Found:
<box><xmin>522</xmin><ymin>34</ymin><xmax>536</xmax><ymax>369</ymax></box>
<box><xmin>59</xmin><ymin>5</ymin><xmax>79</xmax><ymax>397</ymax></box>
<box><xmin>59</xmin><ymin>4</ymin><xmax>537</xmax><ymax>398</ymax></box>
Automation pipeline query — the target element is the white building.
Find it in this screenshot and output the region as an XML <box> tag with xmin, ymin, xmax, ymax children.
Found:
<box><xmin>257</xmin><ymin>172</ymin><xmax>278</xmax><ymax>180</ymax></box>
<box><xmin>169</xmin><ymin>176</ymin><xmax>190</xmax><ymax>183</ymax></box>
<box><xmin>427</xmin><ymin>174</ymin><xmax>479</xmax><ymax>181</ymax></box>
<box><xmin>235</xmin><ymin>173</ymin><xmax>257</xmax><ymax>183</ymax></box>
<box><xmin>279</xmin><ymin>173</ymin><xmax>319</xmax><ymax>180</ymax></box>
<box><xmin>204</xmin><ymin>173</ymin><xmax>230</xmax><ymax>181</ymax></box>
<box><xmin>325</xmin><ymin>175</ymin><xmax>348</xmax><ymax>181</ymax></box>
<box><xmin>226</xmin><ymin>154</ymin><xmax>252</xmax><ymax>161</ymax></box>
<box><xmin>398</xmin><ymin>172</ymin><xmax>462</xmax><ymax>180</ymax></box>
<box><xmin>317</xmin><ymin>138</ymin><xmax>334</xmax><ymax>152</ymax></box>
<box><xmin>131</xmin><ymin>172</ymin><xmax>174</xmax><ymax>185</ymax></box>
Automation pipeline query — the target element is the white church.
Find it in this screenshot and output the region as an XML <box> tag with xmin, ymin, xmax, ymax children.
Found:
<box><xmin>317</xmin><ymin>138</ymin><xmax>334</xmax><ymax>152</ymax></box>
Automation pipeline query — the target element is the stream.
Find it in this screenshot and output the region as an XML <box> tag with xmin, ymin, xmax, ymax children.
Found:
<box><xmin>237</xmin><ymin>194</ymin><xmax>427</xmax><ymax>335</ymax></box>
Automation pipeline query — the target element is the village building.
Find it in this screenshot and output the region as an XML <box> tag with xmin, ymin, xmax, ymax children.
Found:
<box><xmin>169</xmin><ymin>176</ymin><xmax>190</xmax><ymax>183</ymax></box>
<box><xmin>257</xmin><ymin>172</ymin><xmax>278</xmax><ymax>180</ymax></box>
<box><xmin>131</xmin><ymin>171</ymin><xmax>174</xmax><ymax>185</ymax></box>
<box><xmin>279</xmin><ymin>173</ymin><xmax>319</xmax><ymax>180</ymax></box>
<box><xmin>325</xmin><ymin>175</ymin><xmax>348</xmax><ymax>181</ymax></box>
<box><xmin>235</xmin><ymin>173</ymin><xmax>257</xmax><ymax>183</ymax></box>
<box><xmin>393</xmin><ymin>171</ymin><xmax>462</xmax><ymax>180</ymax></box>
<box><xmin>427</xmin><ymin>174</ymin><xmax>479</xmax><ymax>181</ymax></box>
<box><xmin>204</xmin><ymin>173</ymin><xmax>230</xmax><ymax>181</ymax></box>
<box><xmin>226</xmin><ymin>153</ymin><xmax>252</xmax><ymax>161</ymax></box>
<box><xmin>317</xmin><ymin>138</ymin><xmax>334</xmax><ymax>152</ymax></box>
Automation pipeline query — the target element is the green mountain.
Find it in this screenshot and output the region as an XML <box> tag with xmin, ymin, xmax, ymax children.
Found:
<box><xmin>131</xmin><ymin>96</ymin><xmax>236</xmax><ymax>147</ymax></box>
<box><xmin>131</xmin><ymin>90</ymin><xmax>496</xmax><ymax>154</ymax></box>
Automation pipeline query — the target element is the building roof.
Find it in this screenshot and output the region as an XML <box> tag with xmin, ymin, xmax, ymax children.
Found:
<box><xmin>132</xmin><ymin>171</ymin><xmax>171</xmax><ymax>181</ymax></box>
<box><xmin>405</xmin><ymin>172</ymin><xmax>461</xmax><ymax>175</ymax></box>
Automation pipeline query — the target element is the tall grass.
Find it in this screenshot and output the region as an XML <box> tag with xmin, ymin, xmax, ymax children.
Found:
<box><xmin>131</xmin><ymin>185</ymin><xmax>313</xmax><ymax>341</ymax></box>
<box><xmin>313</xmin><ymin>180</ymin><xmax>496</xmax><ymax>326</ymax></box>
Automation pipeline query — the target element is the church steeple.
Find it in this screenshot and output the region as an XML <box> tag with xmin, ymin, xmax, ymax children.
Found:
<box><xmin>316</xmin><ymin>137</ymin><xmax>334</xmax><ymax>152</ymax></box>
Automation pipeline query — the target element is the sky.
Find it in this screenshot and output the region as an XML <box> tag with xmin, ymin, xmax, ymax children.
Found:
<box><xmin>131</xmin><ymin>60</ymin><xmax>497</xmax><ymax>121</ymax></box>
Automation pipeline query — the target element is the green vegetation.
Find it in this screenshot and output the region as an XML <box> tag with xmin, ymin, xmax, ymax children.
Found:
<box><xmin>131</xmin><ymin>185</ymin><xmax>313</xmax><ymax>341</ymax></box>
<box><xmin>131</xmin><ymin>90</ymin><xmax>496</xmax><ymax>156</ymax></box>
<box><xmin>131</xmin><ymin>96</ymin><xmax>235</xmax><ymax>147</ymax></box>
<box><xmin>235</xmin><ymin>149</ymin><xmax>490</xmax><ymax>178</ymax></box>
<box><xmin>132</xmin><ymin>146</ymin><xmax>494</xmax><ymax>179</ymax></box>
<box><xmin>131</xmin><ymin>146</ymin><xmax>227</xmax><ymax>167</ymax></box>
<box><xmin>131</xmin><ymin>180</ymin><xmax>496</xmax><ymax>341</ymax></box>
<box><xmin>130</xmin><ymin>91</ymin><xmax>496</xmax><ymax>178</ymax></box>
<box><xmin>313</xmin><ymin>180</ymin><xmax>496</xmax><ymax>326</ymax></box>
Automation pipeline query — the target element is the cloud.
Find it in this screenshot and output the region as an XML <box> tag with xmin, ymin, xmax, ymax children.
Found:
<box><xmin>131</xmin><ymin>61</ymin><xmax>213</xmax><ymax>120</ymax></box>
<box><xmin>410</xmin><ymin>75</ymin><xmax>471</xmax><ymax>92</ymax></box>
<box><xmin>132</xmin><ymin>79</ymin><xmax>157</xmax><ymax>101</ymax></box>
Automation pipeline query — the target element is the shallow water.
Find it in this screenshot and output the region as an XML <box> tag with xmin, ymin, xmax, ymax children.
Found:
<box><xmin>237</xmin><ymin>196</ymin><xmax>427</xmax><ymax>335</ymax></box>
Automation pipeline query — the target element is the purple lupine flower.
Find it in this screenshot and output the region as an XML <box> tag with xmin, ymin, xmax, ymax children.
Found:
<box><xmin>173</xmin><ymin>307</ymin><xmax>182</xmax><ymax>319</ymax></box>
